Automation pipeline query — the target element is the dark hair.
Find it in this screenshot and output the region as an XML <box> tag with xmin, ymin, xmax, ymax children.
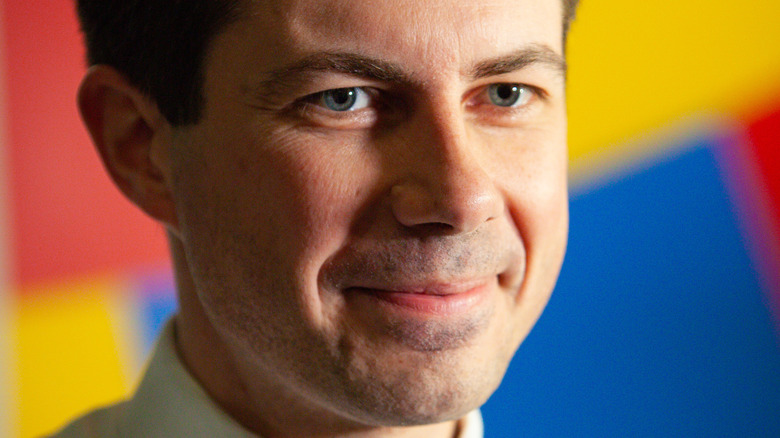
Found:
<box><xmin>77</xmin><ymin>0</ymin><xmax>579</xmax><ymax>126</ymax></box>
<box><xmin>563</xmin><ymin>0</ymin><xmax>580</xmax><ymax>39</ymax></box>
<box><xmin>77</xmin><ymin>0</ymin><xmax>244</xmax><ymax>125</ymax></box>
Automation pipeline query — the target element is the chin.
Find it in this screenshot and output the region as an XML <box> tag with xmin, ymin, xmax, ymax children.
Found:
<box><xmin>332</xmin><ymin>348</ymin><xmax>505</xmax><ymax>427</ymax></box>
<box><xmin>343</xmin><ymin>388</ymin><xmax>487</xmax><ymax>428</ymax></box>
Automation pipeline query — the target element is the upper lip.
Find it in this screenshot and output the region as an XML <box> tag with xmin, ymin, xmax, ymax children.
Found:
<box><xmin>323</xmin><ymin>232</ymin><xmax>525</xmax><ymax>297</ymax></box>
<box><xmin>347</xmin><ymin>277</ymin><xmax>493</xmax><ymax>296</ymax></box>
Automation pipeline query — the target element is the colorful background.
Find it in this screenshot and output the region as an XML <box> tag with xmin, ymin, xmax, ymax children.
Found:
<box><xmin>1</xmin><ymin>1</ymin><xmax>779</xmax><ymax>437</ymax></box>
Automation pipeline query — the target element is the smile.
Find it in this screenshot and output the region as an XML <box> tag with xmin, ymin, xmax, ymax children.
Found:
<box><xmin>347</xmin><ymin>278</ymin><xmax>494</xmax><ymax>316</ymax></box>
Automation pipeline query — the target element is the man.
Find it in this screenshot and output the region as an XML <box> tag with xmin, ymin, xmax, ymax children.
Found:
<box><xmin>55</xmin><ymin>0</ymin><xmax>578</xmax><ymax>436</ymax></box>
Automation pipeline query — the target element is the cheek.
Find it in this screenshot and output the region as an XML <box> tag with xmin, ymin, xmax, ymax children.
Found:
<box><xmin>173</xmin><ymin>122</ymin><xmax>384</xmax><ymax>319</ymax></box>
<box><xmin>491</xmin><ymin>123</ymin><xmax>568</xmax><ymax>302</ymax></box>
<box><xmin>239</xmin><ymin>135</ymin><xmax>379</xmax><ymax>263</ymax></box>
<box><xmin>177</xmin><ymin>121</ymin><xmax>367</xmax><ymax>250</ymax></box>
<box><xmin>491</xmin><ymin>121</ymin><xmax>568</xmax><ymax>235</ymax></box>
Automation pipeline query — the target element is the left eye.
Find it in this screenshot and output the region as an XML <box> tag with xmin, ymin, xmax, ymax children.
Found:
<box><xmin>317</xmin><ymin>87</ymin><xmax>372</xmax><ymax>112</ymax></box>
<box><xmin>486</xmin><ymin>83</ymin><xmax>532</xmax><ymax>107</ymax></box>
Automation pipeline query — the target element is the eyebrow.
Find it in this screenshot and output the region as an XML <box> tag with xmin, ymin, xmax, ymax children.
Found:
<box><xmin>247</xmin><ymin>52</ymin><xmax>411</xmax><ymax>103</ymax></box>
<box><xmin>470</xmin><ymin>44</ymin><xmax>567</xmax><ymax>79</ymax></box>
<box><xmin>261</xmin><ymin>52</ymin><xmax>412</xmax><ymax>88</ymax></box>
<box><xmin>250</xmin><ymin>44</ymin><xmax>566</xmax><ymax>101</ymax></box>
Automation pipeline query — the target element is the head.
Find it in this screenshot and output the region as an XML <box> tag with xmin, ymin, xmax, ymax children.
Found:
<box><xmin>77</xmin><ymin>0</ymin><xmax>576</xmax><ymax>435</ymax></box>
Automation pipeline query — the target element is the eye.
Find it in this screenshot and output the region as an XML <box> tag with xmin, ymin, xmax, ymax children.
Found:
<box><xmin>318</xmin><ymin>87</ymin><xmax>371</xmax><ymax>112</ymax></box>
<box><xmin>486</xmin><ymin>83</ymin><xmax>533</xmax><ymax>107</ymax></box>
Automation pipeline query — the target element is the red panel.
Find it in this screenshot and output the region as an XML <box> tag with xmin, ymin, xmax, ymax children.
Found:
<box><xmin>745</xmin><ymin>99</ymin><xmax>780</xmax><ymax>315</ymax></box>
<box><xmin>747</xmin><ymin>106</ymin><xmax>780</xmax><ymax>227</ymax></box>
<box><xmin>3</xmin><ymin>0</ymin><xmax>168</xmax><ymax>288</ymax></box>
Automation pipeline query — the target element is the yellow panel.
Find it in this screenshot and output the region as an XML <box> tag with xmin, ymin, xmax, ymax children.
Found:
<box><xmin>566</xmin><ymin>0</ymin><xmax>780</xmax><ymax>171</ymax></box>
<box><xmin>1</xmin><ymin>298</ymin><xmax>15</xmax><ymax>438</ymax></box>
<box><xmin>12</xmin><ymin>277</ymin><xmax>138</xmax><ymax>438</ymax></box>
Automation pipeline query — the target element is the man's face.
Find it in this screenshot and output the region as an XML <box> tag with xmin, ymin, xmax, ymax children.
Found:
<box><xmin>168</xmin><ymin>0</ymin><xmax>568</xmax><ymax>426</ymax></box>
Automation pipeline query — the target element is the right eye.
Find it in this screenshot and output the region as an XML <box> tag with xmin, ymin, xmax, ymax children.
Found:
<box><xmin>316</xmin><ymin>87</ymin><xmax>372</xmax><ymax>112</ymax></box>
<box><xmin>486</xmin><ymin>83</ymin><xmax>534</xmax><ymax>108</ymax></box>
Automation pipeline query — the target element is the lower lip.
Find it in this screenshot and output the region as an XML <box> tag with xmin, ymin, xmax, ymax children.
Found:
<box><xmin>349</xmin><ymin>283</ymin><xmax>492</xmax><ymax>316</ymax></box>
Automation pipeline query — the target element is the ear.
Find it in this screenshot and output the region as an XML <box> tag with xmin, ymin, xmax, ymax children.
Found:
<box><xmin>77</xmin><ymin>65</ymin><xmax>179</xmax><ymax>232</ymax></box>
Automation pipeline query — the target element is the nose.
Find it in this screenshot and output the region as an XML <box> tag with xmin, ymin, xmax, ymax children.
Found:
<box><xmin>390</xmin><ymin>109</ymin><xmax>503</xmax><ymax>234</ymax></box>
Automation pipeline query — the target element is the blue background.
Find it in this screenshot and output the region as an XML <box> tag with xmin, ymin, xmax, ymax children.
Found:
<box><xmin>482</xmin><ymin>133</ymin><xmax>780</xmax><ymax>436</ymax></box>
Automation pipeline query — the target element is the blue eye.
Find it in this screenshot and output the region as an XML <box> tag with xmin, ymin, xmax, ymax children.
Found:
<box><xmin>319</xmin><ymin>87</ymin><xmax>371</xmax><ymax>112</ymax></box>
<box><xmin>487</xmin><ymin>84</ymin><xmax>531</xmax><ymax>107</ymax></box>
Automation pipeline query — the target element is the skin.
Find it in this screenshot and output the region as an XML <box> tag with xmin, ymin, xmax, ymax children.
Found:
<box><xmin>78</xmin><ymin>0</ymin><xmax>569</xmax><ymax>436</ymax></box>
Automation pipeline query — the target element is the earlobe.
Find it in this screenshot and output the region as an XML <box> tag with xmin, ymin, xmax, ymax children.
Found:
<box><xmin>77</xmin><ymin>65</ymin><xmax>179</xmax><ymax>232</ymax></box>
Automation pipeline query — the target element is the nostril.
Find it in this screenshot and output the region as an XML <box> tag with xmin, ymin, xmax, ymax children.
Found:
<box><xmin>390</xmin><ymin>179</ymin><xmax>501</xmax><ymax>234</ymax></box>
<box><xmin>407</xmin><ymin>221</ymin><xmax>457</xmax><ymax>235</ymax></box>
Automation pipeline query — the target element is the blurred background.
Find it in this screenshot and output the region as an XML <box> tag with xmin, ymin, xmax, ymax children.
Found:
<box><xmin>1</xmin><ymin>0</ymin><xmax>779</xmax><ymax>437</ymax></box>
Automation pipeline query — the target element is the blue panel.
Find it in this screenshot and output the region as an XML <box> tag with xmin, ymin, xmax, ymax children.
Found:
<box><xmin>136</xmin><ymin>269</ymin><xmax>178</xmax><ymax>353</ymax></box>
<box><xmin>483</xmin><ymin>135</ymin><xmax>780</xmax><ymax>437</ymax></box>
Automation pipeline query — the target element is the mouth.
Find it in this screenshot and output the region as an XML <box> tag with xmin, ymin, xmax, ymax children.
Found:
<box><xmin>346</xmin><ymin>278</ymin><xmax>494</xmax><ymax>317</ymax></box>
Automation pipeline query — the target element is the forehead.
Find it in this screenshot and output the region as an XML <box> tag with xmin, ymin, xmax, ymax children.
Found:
<box><xmin>222</xmin><ymin>0</ymin><xmax>564</xmax><ymax>79</ymax></box>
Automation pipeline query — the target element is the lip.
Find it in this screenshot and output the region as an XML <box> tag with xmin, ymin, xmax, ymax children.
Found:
<box><xmin>346</xmin><ymin>278</ymin><xmax>494</xmax><ymax>316</ymax></box>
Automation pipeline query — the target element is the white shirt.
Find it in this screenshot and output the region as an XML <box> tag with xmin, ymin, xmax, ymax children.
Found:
<box><xmin>51</xmin><ymin>319</ymin><xmax>484</xmax><ymax>438</ymax></box>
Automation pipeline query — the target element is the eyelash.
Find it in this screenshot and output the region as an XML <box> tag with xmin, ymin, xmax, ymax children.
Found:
<box><xmin>468</xmin><ymin>84</ymin><xmax>547</xmax><ymax>122</ymax></box>
<box><xmin>293</xmin><ymin>83</ymin><xmax>545</xmax><ymax>127</ymax></box>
